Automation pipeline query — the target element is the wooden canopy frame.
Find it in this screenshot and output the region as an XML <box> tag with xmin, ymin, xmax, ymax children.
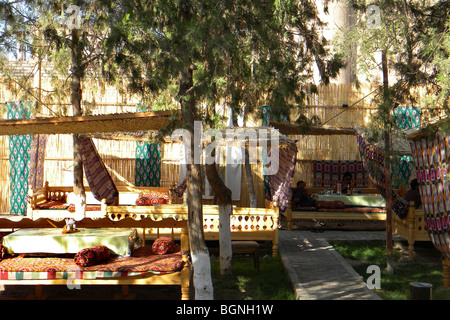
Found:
<box><xmin>0</xmin><ymin>110</ymin><xmax>175</xmax><ymax>135</ymax></box>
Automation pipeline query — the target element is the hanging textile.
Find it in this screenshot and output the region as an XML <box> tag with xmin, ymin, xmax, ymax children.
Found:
<box><xmin>266</xmin><ymin>145</ymin><xmax>297</xmax><ymax>212</ymax></box>
<box><xmin>391</xmin><ymin>155</ymin><xmax>414</xmax><ymax>189</ymax></box>
<box><xmin>28</xmin><ymin>134</ymin><xmax>47</xmax><ymax>191</ymax></box>
<box><xmin>312</xmin><ymin>160</ymin><xmax>369</xmax><ymax>188</ymax></box>
<box><xmin>393</xmin><ymin>105</ymin><xmax>421</xmax><ymax>130</ymax></box>
<box><xmin>261</xmin><ymin>105</ymin><xmax>289</xmax><ymax>201</ymax></box>
<box><xmin>410</xmin><ymin>131</ymin><xmax>450</xmax><ymax>258</ymax></box>
<box><xmin>7</xmin><ymin>101</ymin><xmax>32</xmax><ymax>215</ymax></box>
<box><xmin>135</xmin><ymin>104</ymin><xmax>161</xmax><ymax>187</ymax></box>
<box><xmin>135</xmin><ymin>142</ymin><xmax>161</xmax><ymax>187</ymax></box>
<box><xmin>356</xmin><ymin>133</ymin><xmax>409</xmax><ymax>219</ymax></box>
<box><xmin>80</xmin><ymin>136</ymin><xmax>119</xmax><ymax>205</ymax></box>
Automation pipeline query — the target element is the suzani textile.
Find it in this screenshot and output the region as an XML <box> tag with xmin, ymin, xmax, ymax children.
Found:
<box><xmin>356</xmin><ymin>133</ymin><xmax>409</xmax><ymax>219</ymax></box>
<box><xmin>410</xmin><ymin>131</ymin><xmax>450</xmax><ymax>258</ymax></box>
<box><xmin>312</xmin><ymin>160</ymin><xmax>369</xmax><ymax>188</ymax></box>
<box><xmin>7</xmin><ymin>102</ymin><xmax>32</xmax><ymax>215</ymax></box>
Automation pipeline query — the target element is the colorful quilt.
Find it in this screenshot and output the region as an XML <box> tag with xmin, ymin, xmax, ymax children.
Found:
<box><xmin>312</xmin><ymin>160</ymin><xmax>369</xmax><ymax>188</ymax></box>
<box><xmin>80</xmin><ymin>136</ymin><xmax>119</xmax><ymax>205</ymax></box>
<box><xmin>0</xmin><ymin>252</ymin><xmax>184</xmax><ymax>279</ymax></box>
<box><xmin>7</xmin><ymin>101</ymin><xmax>33</xmax><ymax>215</ymax></box>
<box><xmin>410</xmin><ymin>131</ymin><xmax>450</xmax><ymax>258</ymax></box>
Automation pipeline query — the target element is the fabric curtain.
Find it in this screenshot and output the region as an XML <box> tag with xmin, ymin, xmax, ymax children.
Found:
<box><xmin>266</xmin><ymin>145</ymin><xmax>297</xmax><ymax>212</ymax></box>
<box><xmin>28</xmin><ymin>134</ymin><xmax>47</xmax><ymax>191</ymax></box>
<box><xmin>356</xmin><ymin>133</ymin><xmax>409</xmax><ymax>219</ymax></box>
<box><xmin>410</xmin><ymin>131</ymin><xmax>450</xmax><ymax>258</ymax></box>
<box><xmin>80</xmin><ymin>136</ymin><xmax>119</xmax><ymax>205</ymax></box>
<box><xmin>135</xmin><ymin>104</ymin><xmax>161</xmax><ymax>187</ymax></box>
<box><xmin>7</xmin><ymin>101</ymin><xmax>32</xmax><ymax>215</ymax></box>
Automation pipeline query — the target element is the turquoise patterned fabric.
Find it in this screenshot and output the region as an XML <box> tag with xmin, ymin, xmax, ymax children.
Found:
<box><xmin>135</xmin><ymin>104</ymin><xmax>161</xmax><ymax>187</ymax></box>
<box><xmin>7</xmin><ymin>101</ymin><xmax>32</xmax><ymax>215</ymax></box>
<box><xmin>393</xmin><ymin>105</ymin><xmax>421</xmax><ymax>130</ymax></box>
<box><xmin>391</xmin><ymin>155</ymin><xmax>414</xmax><ymax>189</ymax></box>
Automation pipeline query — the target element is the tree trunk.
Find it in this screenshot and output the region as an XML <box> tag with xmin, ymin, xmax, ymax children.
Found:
<box><xmin>179</xmin><ymin>62</ymin><xmax>213</xmax><ymax>298</ymax></box>
<box><xmin>205</xmin><ymin>157</ymin><xmax>233</xmax><ymax>275</ymax></box>
<box><xmin>71</xmin><ymin>28</ymin><xmax>86</xmax><ymax>220</ymax></box>
<box><xmin>382</xmin><ymin>49</ymin><xmax>394</xmax><ymax>275</ymax></box>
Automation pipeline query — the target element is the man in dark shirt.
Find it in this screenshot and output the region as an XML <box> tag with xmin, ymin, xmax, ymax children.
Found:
<box><xmin>292</xmin><ymin>181</ymin><xmax>316</xmax><ymax>209</ymax></box>
<box><xmin>403</xmin><ymin>178</ymin><xmax>422</xmax><ymax>209</ymax></box>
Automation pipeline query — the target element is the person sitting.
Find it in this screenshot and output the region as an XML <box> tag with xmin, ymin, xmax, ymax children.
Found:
<box><xmin>403</xmin><ymin>178</ymin><xmax>422</xmax><ymax>209</ymax></box>
<box><xmin>292</xmin><ymin>181</ymin><xmax>316</xmax><ymax>209</ymax></box>
<box><xmin>335</xmin><ymin>172</ymin><xmax>353</xmax><ymax>194</ymax></box>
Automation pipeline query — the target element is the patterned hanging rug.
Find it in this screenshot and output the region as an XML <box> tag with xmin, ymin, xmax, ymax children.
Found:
<box><xmin>409</xmin><ymin>130</ymin><xmax>450</xmax><ymax>258</ymax></box>
<box><xmin>7</xmin><ymin>101</ymin><xmax>32</xmax><ymax>215</ymax></box>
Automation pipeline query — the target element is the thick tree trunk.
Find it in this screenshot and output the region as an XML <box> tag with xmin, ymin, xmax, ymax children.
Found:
<box><xmin>71</xmin><ymin>28</ymin><xmax>86</xmax><ymax>220</ymax></box>
<box><xmin>179</xmin><ymin>62</ymin><xmax>213</xmax><ymax>298</ymax></box>
<box><xmin>205</xmin><ymin>158</ymin><xmax>233</xmax><ymax>275</ymax></box>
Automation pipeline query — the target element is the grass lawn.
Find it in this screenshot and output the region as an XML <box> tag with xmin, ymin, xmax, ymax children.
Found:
<box><xmin>210</xmin><ymin>243</ymin><xmax>295</xmax><ymax>300</ymax></box>
<box><xmin>330</xmin><ymin>240</ymin><xmax>450</xmax><ymax>300</ymax></box>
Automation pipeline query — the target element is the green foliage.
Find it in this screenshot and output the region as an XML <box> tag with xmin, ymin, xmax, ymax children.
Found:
<box><xmin>336</xmin><ymin>0</ymin><xmax>450</xmax><ymax>135</ymax></box>
<box><xmin>102</xmin><ymin>0</ymin><xmax>344</xmax><ymax>130</ymax></box>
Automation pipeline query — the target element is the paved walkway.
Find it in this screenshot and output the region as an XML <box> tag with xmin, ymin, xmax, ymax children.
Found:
<box><xmin>278</xmin><ymin>230</ymin><xmax>402</xmax><ymax>300</ymax></box>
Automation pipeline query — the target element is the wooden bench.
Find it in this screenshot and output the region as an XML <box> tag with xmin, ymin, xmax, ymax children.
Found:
<box><xmin>0</xmin><ymin>215</ymin><xmax>191</xmax><ymax>300</ymax></box>
<box><xmin>209</xmin><ymin>240</ymin><xmax>260</xmax><ymax>271</ymax></box>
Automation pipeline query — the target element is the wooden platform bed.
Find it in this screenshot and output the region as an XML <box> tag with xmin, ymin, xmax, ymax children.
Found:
<box><xmin>0</xmin><ymin>216</ymin><xmax>191</xmax><ymax>300</ymax></box>
<box><xmin>26</xmin><ymin>183</ymin><xmax>280</xmax><ymax>256</ymax></box>
<box><xmin>283</xmin><ymin>201</ymin><xmax>429</xmax><ymax>256</ymax></box>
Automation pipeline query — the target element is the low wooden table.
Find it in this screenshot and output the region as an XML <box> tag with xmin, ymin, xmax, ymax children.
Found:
<box><xmin>2</xmin><ymin>228</ymin><xmax>140</xmax><ymax>256</ymax></box>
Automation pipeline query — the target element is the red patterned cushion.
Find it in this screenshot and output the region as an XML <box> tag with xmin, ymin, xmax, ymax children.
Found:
<box><xmin>135</xmin><ymin>192</ymin><xmax>169</xmax><ymax>206</ymax></box>
<box><xmin>35</xmin><ymin>200</ymin><xmax>69</xmax><ymax>210</ymax></box>
<box><xmin>74</xmin><ymin>245</ymin><xmax>111</xmax><ymax>267</ymax></box>
<box><xmin>152</xmin><ymin>237</ymin><xmax>174</xmax><ymax>255</ymax></box>
<box><xmin>316</xmin><ymin>200</ymin><xmax>346</xmax><ymax>209</ymax></box>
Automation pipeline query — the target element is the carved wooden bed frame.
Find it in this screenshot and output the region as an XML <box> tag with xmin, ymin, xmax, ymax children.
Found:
<box><xmin>0</xmin><ymin>216</ymin><xmax>191</xmax><ymax>300</ymax></box>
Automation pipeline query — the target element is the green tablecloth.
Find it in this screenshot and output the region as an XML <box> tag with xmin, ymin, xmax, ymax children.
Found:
<box><xmin>315</xmin><ymin>194</ymin><xmax>386</xmax><ymax>207</ymax></box>
<box><xmin>3</xmin><ymin>228</ymin><xmax>139</xmax><ymax>256</ymax></box>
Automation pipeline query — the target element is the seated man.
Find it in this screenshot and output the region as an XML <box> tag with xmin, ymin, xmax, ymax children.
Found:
<box><xmin>403</xmin><ymin>178</ymin><xmax>422</xmax><ymax>209</ymax></box>
<box><xmin>292</xmin><ymin>181</ymin><xmax>316</xmax><ymax>209</ymax></box>
<box><xmin>334</xmin><ymin>172</ymin><xmax>353</xmax><ymax>194</ymax></box>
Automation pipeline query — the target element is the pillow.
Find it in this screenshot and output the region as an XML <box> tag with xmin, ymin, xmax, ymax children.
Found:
<box><xmin>135</xmin><ymin>192</ymin><xmax>169</xmax><ymax>206</ymax></box>
<box><xmin>74</xmin><ymin>245</ymin><xmax>111</xmax><ymax>267</ymax></box>
<box><xmin>152</xmin><ymin>237</ymin><xmax>174</xmax><ymax>255</ymax></box>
